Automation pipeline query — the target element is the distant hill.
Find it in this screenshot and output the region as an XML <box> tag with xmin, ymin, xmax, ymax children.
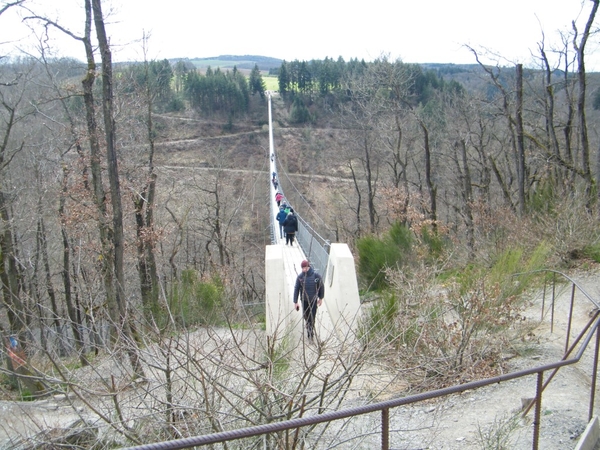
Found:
<box><xmin>170</xmin><ymin>55</ymin><xmax>283</xmax><ymax>73</ymax></box>
<box><xmin>172</xmin><ymin>56</ymin><xmax>486</xmax><ymax>79</ymax></box>
<box><xmin>163</xmin><ymin>57</ymin><xmax>600</xmax><ymax>96</ymax></box>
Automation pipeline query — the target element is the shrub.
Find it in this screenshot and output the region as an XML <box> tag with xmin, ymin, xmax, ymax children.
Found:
<box><xmin>583</xmin><ymin>242</ymin><xmax>600</xmax><ymax>263</ymax></box>
<box><xmin>361</xmin><ymin>243</ymin><xmax>551</xmax><ymax>387</ymax></box>
<box><xmin>528</xmin><ymin>178</ymin><xmax>556</xmax><ymax>215</ymax></box>
<box><xmin>357</xmin><ymin>222</ymin><xmax>412</xmax><ymax>291</ymax></box>
<box><xmin>167</xmin><ymin>270</ymin><xmax>224</xmax><ymax>327</ymax></box>
<box><xmin>476</xmin><ymin>413</ymin><xmax>521</xmax><ymax>449</ymax></box>
<box><xmin>358</xmin><ymin>293</ymin><xmax>399</xmax><ymax>345</ymax></box>
<box><xmin>419</xmin><ymin>224</ymin><xmax>445</xmax><ymax>261</ymax></box>
<box><xmin>289</xmin><ymin>97</ymin><xmax>313</xmax><ymax>124</ymax></box>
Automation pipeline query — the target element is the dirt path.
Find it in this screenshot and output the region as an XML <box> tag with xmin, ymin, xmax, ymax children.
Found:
<box><xmin>398</xmin><ymin>270</ymin><xmax>600</xmax><ymax>450</ymax></box>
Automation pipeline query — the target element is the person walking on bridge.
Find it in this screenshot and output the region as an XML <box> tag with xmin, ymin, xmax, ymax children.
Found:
<box><xmin>275</xmin><ymin>191</ymin><xmax>283</xmax><ymax>207</ymax></box>
<box><xmin>293</xmin><ymin>260</ymin><xmax>324</xmax><ymax>342</ymax></box>
<box><xmin>282</xmin><ymin>208</ymin><xmax>298</xmax><ymax>246</ymax></box>
<box><xmin>275</xmin><ymin>205</ymin><xmax>287</xmax><ymax>239</ymax></box>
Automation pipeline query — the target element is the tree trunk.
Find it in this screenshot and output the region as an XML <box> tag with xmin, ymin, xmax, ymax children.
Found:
<box><xmin>539</xmin><ymin>44</ymin><xmax>563</xmax><ymax>185</ymax></box>
<box><xmin>92</xmin><ymin>0</ymin><xmax>126</xmax><ymax>321</ymax></box>
<box><xmin>140</xmin><ymin>55</ymin><xmax>160</xmax><ymax>321</ymax></box>
<box><xmin>135</xmin><ymin>196</ymin><xmax>159</xmax><ymax>322</ymax></box>
<box><xmin>348</xmin><ymin>160</ymin><xmax>362</xmax><ymax>237</ymax></box>
<box><xmin>574</xmin><ymin>0</ymin><xmax>599</xmax><ymax>206</ymax></box>
<box><xmin>59</xmin><ymin>167</ymin><xmax>87</xmax><ymax>366</ymax></box>
<box><xmin>0</xmin><ymin>190</ymin><xmax>25</xmax><ymax>333</ymax></box>
<box><xmin>92</xmin><ymin>0</ymin><xmax>144</xmax><ymax>378</ymax></box>
<box><xmin>362</xmin><ymin>131</ymin><xmax>377</xmax><ymax>234</ymax></box>
<box><xmin>515</xmin><ymin>64</ymin><xmax>526</xmax><ymax>215</ymax></box>
<box><xmin>419</xmin><ymin>121</ymin><xmax>437</xmax><ymax>231</ymax></box>
<box><xmin>457</xmin><ymin>139</ymin><xmax>475</xmax><ymax>260</ymax></box>
<box><xmin>81</xmin><ymin>0</ymin><xmax>118</xmax><ymax>332</ymax></box>
<box><xmin>36</xmin><ymin>216</ymin><xmax>65</xmax><ymax>354</ymax></box>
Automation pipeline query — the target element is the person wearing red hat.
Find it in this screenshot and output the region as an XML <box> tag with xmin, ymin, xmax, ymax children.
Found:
<box><xmin>293</xmin><ymin>260</ymin><xmax>324</xmax><ymax>342</ymax></box>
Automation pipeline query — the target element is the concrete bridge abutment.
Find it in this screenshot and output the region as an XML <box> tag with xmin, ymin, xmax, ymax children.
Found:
<box><xmin>265</xmin><ymin>243</ymin><xmax>361</xmax><ymax>346</ymax></box>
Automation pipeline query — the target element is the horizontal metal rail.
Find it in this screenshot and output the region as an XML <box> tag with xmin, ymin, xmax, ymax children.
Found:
<box><xmin>295</xmin><ymin>213</ymin><xmax>330</xmax><ymax>277</ymax></box>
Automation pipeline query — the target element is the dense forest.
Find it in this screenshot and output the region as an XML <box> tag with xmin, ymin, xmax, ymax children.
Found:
<box><xmin>1</xmin><ymin>0</ymin><xmax>600</xmax><ymax>447</ymax></box>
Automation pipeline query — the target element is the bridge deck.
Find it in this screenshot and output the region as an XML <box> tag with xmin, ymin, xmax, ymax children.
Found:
<box><xmin>269</xmin><ymin>160</ymin><xmax>337</xmax><ymax>343</ymax></box>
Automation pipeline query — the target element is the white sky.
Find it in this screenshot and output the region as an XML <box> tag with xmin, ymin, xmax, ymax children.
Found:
<box><xmin>2</xmin><ymin>0</ymin><xmax>599</xmax><ymax>70</ymax></box>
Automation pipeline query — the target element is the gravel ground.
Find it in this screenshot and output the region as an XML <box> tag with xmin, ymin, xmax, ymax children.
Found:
<box><xmin>1</xmin><ymin>270</ymin><xmax>599</xmax><ymax>449</ymax></box>
<box><xmin>396</xmin><ymin>270</ymin><xmax>600</xmax><ymax>450</ymax></box>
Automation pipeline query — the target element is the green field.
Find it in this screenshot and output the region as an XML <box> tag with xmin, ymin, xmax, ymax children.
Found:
<box><xmin>263</xmin><ymin>76</ymin><xmax>278</xmax><ymax>91</ymax></box>
<box><xmin>187</xmin><ymin>56</ymin><xmax>281</xmax><ymax>73</ymax></box>
<box><xmin>184</xmin><ymin>57</ymin><xmax>279</xmax><ymax>91</ymax></box>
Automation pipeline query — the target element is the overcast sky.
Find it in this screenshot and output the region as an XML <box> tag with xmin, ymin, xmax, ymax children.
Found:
<box><xmin>2</xmin><ymin>0</ymin><xmax>599</xmax><ymax>70</ymax></box>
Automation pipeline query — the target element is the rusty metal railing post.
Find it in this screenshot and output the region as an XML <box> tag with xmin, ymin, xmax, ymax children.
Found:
<box><xmin>590</xmin><ymin>321</ymin><xmax>600</xmax><ymax>421</ymax></box>
<box><xmin>551</xmin><ymin>272</ymin><xmax>556</xmax><ymax>333</ymax></box>
<box><xmin>381</xmin><ymin>408</ymin><xmax>389</xmax><ymax>450</ymax></box>
<box><xmin>565</xmin><ymin>283</ymin><xmax>576</xmax><ymax>353</ymax></box>
<box><xmin>541</xmin><ymin>278</ymin><xmax>547</xmax><ymax>321</ymax></box>
<box><xmin>532</xmin><ymin>371</ymin><xmax>543</xmax><ymax>450</ymax></box>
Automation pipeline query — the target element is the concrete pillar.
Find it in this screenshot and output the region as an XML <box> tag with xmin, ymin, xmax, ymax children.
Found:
<box><xmin>266</xmin><ymin>243</ymin><xmax>361</xmax><ymax>346</ymax></box>
<box><xmin>319</xmin><ymin>243</ymin><xmax>361</xmax><ymax>342</ymax></box>
<box><xmin>265</xmin><ymin>245</ymin><xmax>286</xmax><ymax>338</ymax></box>
<box><xmin>265</xmin><ymin>245</ymin><xmax>303</xmax><ymax>344</ymax></box>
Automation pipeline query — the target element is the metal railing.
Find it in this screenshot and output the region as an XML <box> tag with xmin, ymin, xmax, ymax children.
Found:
<box><xmin>123</xmin><ymin>269</ymin><xmax>600</xmax><ymax>450</ymax></box>
<box><xmin>269</xmin><ymin>187</ymin><xmax>330</xmax><ymax>277</ymax></box>
<box><xmin>270</xmin><ymin>190</ymin><xmax>330</xmax><ymax>277</ymax></box>
<box><xmin>295</xmin><ymin>214</ymin><xmax>329</xmax><ymax>277</ymax></box>
<box><xmin>267</xmin><ymin>93</ymin><xmax>331</xmax><ymax>275</ymax></box>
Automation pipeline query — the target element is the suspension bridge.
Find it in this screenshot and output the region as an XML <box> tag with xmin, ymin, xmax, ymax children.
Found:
<box><xmin>264</xmin><ymin>93</ymin><xmax>361</xmax><ymax>345</ymax></box>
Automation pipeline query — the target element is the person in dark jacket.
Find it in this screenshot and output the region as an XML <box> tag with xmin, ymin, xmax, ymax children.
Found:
<box><xmin>293</xmin><ymin>260</ymin><xmax>324</xmax><ymax>342</ymax></box>
<box><xmin>282</xmin><ymin>208</ymin><xmax>298</xmax><ymax>246</ymax></box>
<box><xmin>275</xmin><ymin>205</ymin><xmax>287</xmax><ymax>239</ymax></box>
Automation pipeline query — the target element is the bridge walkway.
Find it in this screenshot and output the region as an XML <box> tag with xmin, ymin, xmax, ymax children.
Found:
<box><xmin>265</xmin><ymin>93</ymin><xmax>360</xmax><ymax>347</ymax></box>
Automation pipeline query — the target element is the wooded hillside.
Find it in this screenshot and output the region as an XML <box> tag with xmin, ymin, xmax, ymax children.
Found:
<box><xmin>1</xmin><ymin>0</ymin><xmax>600</xmax><ymax>447</ymax></box>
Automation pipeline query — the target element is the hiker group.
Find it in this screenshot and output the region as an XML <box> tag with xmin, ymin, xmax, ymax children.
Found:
<box><xmin>275</xmin><ymin>197</ymin><xmax>298</xmax><ymax>246</ymax></box>
<box><xmin>271</xmin><ymin>175</ymin><xmax>324</xmax><ymax>343</ymax></box>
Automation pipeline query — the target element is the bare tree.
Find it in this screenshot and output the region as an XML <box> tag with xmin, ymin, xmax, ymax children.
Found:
<box><xmin>0</xmin><ymin>63</ymin><xmax>29</xmax><ymax>339</ymax></box>
<box><xmin>90</xmin><ymin>0</ymin><xmax>144</xmax><ymax>377</ymax></box>
<box><xmin>121</xmin><ymin>37</ymin><xmax>162</xmax><ymax>323</ymax></box>
<box><xmin>515</xmin><ymin>64</ymin><xmax>526</xmax><ymax>215</ymax></box>
<box><xmin>572</xmin><ymin>0</ymin><xmax>599</xmax><ymax>205</ymax></box>
<box><xmin>468</xmin><ymin>48</ymin><xmax>522</xmax><ymax>215</ymax></box>
<box><xmin>340</xmin><ymin>62</ymin><xmax>389</xmax><ymax>235</ymax></box>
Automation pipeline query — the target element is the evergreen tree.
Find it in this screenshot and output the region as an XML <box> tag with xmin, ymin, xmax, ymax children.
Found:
<box><xmin>183</xmin><ymin>65</ymin><xmax>250</xmax><ymax>118</ymax></box>
<box><xmin>249</xmin><ymin>64</ymin><xmax>266</xmax><ymax>99</ymax></box>
<box><xmin>278</xmin><ymin>61</ymin><xmax>290</xmax><ymax>95</ymax></box>
<box><xmin>118</xmin><ymin>59</ymin><xmax>174</xmax><ymax>112</ymax></box>
<box><xmin>149</xmin><ymin>59</ymin><xmax>174</xmax><ymax>106</ymax></box>
<box><xmin>289</xmin><ymin>97</ymin><xmax>312</xmax><ymax>124</ymax></box>
<box><xmin>173</xmin><ymin>60</ymin><xmax>192</xmax><ymax>93</ymax></box>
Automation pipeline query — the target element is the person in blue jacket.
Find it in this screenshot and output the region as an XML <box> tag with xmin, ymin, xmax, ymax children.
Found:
<box><xmin>293</xmin><ymin>260</ymin><xmax>324</xmax><ymax>342</ymax></box>
<box><xmin>275</xmin><ymin>205</ymin><xmax>287</xmax><ymax>239</ymax></box>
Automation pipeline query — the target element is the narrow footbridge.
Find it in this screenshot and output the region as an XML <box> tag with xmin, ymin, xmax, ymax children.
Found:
<box><xmin>264</xmin><ymin>94</ymin><xmax>361</xmax><ymax>345</ymax></box>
